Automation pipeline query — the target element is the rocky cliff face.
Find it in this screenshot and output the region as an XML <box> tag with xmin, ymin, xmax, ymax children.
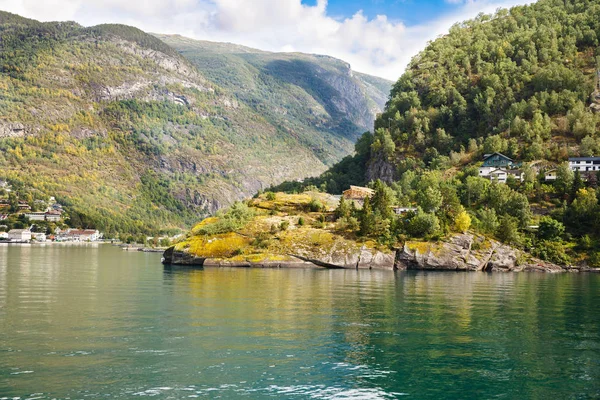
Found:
<box><xmin>395</xmin><ymin>234</ymin><xmax>565</xmax><ymax>273</ymax></box>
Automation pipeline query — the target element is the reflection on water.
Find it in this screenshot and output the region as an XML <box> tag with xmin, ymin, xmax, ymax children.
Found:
<box><xmin>1</xmin><ymin>244</ymin><xmax>599</xmax><ymax>399</ymax></box>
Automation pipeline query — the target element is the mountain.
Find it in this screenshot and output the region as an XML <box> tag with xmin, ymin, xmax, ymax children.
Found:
<box><xmin>272</xmin><ymin>0</ymin><xmax>600</xmax><ymax>267</ymax></box>
<box><xmin>154</xmin><ymin>34</ymin><xmax>391</xmax><ymax>144</ymax></box>
<box><xmin>0</xmin><ymin>11</ymin><xmax>391</xmax><ymax>236</ymax></box>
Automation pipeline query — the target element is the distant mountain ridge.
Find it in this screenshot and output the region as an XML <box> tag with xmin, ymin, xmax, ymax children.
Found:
<box><xmin>0</xmin><ymin>11</ymin><xmax>391</xmax><ymax>236</ymax></box>
<box><xmin>155</xmin><ymin>34</ymin><xmax>391</xmax><ymax>142</ymax></box>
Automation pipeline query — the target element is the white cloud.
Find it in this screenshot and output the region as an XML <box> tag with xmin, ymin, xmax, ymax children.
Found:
<box><xmin>0</xmin><ymin>0</ymin><xmax>533</xmax><ymax>80</ymax></box>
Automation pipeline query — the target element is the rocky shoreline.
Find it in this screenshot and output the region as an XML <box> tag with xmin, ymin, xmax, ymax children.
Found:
<box><xmin>163</xmin><ymin>233</ymin><xmax>599</xmax><ymax>273</ymax></box>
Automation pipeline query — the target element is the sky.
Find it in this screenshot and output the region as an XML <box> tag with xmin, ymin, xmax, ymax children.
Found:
<box><xmin>0</xmin><ymin>0</ymin><xmax>534</xmax><ymax>80</ymax></box>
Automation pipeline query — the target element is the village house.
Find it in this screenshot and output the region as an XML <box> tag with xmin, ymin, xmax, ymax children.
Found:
<box><xmin>45</xmin><ymin>210</ymin><xmax>62</xmax><ymax>222</ymax></box>
<box><xmin>31</xmin><ymin>232</ymin><xmax>46</xmax><ymax>242</ymax></box>
<box><xmin>0</xmin><ymin>232</ymin><xmax>8</xmax><ymax>240</ymax></box>
<box><xmin>479</xmin><ymin>152</ymin><xmax>514</xmax><ymax>178</ymax></box>
<box><xmin>8</xmin><ymin>229</ymin><xmax>32</xmax><ymax>242</ymax></box>
<box><xmin>24</xmin><ymin>212</ymin><xmax>47</xmax><ymax>221</ymax></box>
<box><xmin>569</xmin><ymin>156</ymin><xmax>600</xmax><ymax>173</ymax></box>
<box><xmin>67</xmin><ymin>229</ymin><xmax>101</xmax><ymax>242</ymax></box>
<box><xmin>342</xmin><ymin>185</ymin><xmax>374</xmax><ymax>206</ymax></box>
<box><xmin>18</xmin><ymin>201</ymin><xmax>31</xmax><ymax>211</ymax></box>
<box><xmin>24</xmin><ymin>210</ymin><xmax>62</xmax><ymax>222</ymax></box>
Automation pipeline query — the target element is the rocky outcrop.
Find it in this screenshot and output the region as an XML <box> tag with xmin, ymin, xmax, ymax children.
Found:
<box><xmin>396</xmin><ymin>233</ymin><xmax>565</xmax><ymax>273</ymax></box>
<box><xmin>290</xmin><ymin>245</ymin><xmax>396</xmax><ymax>270</ymax></box>
<box><xmin>162</xmin><ymin>246</ymin><xmax>206</xmax><ymax>266</ymax></box>
<box><xmin>0</xmin><ymin>122</ymin><xmax>27</xmax><ymax>138</ymax></box>
<box><xmin>163</xmin><ymin>244</ymin><xmax>396</xmax><ymax>269</ymax></box>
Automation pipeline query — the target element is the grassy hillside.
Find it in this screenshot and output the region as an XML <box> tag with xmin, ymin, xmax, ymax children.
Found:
<box><xmin>0</xmin><ymin>12</ymin><xmax>390</xmax><ymax>237</ymax></box>
<box><xmin>272</xmin><ymin>0</ymin><xmax>600</xmax><ymax>267</ymax></box>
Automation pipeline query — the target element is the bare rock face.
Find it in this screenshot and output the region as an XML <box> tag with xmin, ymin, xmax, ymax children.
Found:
<box><xmin>396</xmin><ymin>234</ymin><xmax>565</xmax><ymax>273</ymax></box>
<box><xmin>366</xmin><ymin>155</ymin><xmax>395</xmax><ymax>184</ymax></box>
<box><xmin>0</xmin><ymin>122</ymin><xmax>27</xmax><ymax>138</ymax></box>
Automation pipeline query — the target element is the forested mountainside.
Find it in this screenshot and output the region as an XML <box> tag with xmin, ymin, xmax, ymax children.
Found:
<box><xmin>0</xmin><ymin>11</ymin><xmax>390</xmax><ymax>236</ymax></box>
<box><xmin>272</xmin><ymin>0</ymin><xmax>600</xmax><ymax>266</ymax></box>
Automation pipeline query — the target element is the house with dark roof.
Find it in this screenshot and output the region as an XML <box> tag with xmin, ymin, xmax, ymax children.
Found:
<box><xmin>479</xmin><ymin>153</ymin><xmax>514</xmax><ymax>179</ymax></box>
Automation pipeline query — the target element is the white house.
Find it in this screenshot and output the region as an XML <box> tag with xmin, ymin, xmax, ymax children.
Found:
<box><xmin>0</xmin><ymin>232</ymin><xmax>8</xmax><ymax>240</ymax></box>
<box><xmin>486</xmin><ymin>168</ymin><xmax>524</xmax><ymax>184</ymax></box>
<box><xmin>8</xmin><ymin>229</ymin><xmax>32</xmax><ymax>242</ymax></box>
<box><xmin>569</xmin><ymin>157</ymin><xmax>600</xmax><ymax>173</ymax></box>
<box><xmin>67</xmin><ymin>229</ymin><xmax>101</xmax><ymax>242</ymax></box>
<box><xmin>31</xmin><ymin>232</ymin><xmax>46</xmax><ymax>242</ymax></box>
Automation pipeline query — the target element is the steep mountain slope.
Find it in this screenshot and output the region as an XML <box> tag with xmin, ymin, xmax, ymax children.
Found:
<box><xmin>0</xmin><ymin>12</ymin><xmax>390</xmax><ymax>236</ymax></box>
<box><xmin>155</xmin><ymin>34</ymin><xmax>391</xmax><ymax>144</ymax></box>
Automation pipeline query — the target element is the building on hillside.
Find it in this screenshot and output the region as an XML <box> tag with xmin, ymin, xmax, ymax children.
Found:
<box><xmin>342</xmin><ymin>186</ymin><xmax>374</xmax><ymax>206</ymax></box>
<box><xmin>545</xmin><ymin>169</ymin><xmax>557</xmax><ymax>181</ymax></box>
<box><xmin>8</xmin><ymin>229</ymin><xmax>31</xmax><ymax>242</ymax></box>
<box><xmin>18</xmin><ymin>201</ymin><xmax>31</xmax><ymax>211</ymax></box>
<box><xmin>479</xmin><ymin>153</ymin><xmax>514</xmax><ymax>178</ymax></box>
<box><xmin>24</xmin><ymin>210</ymin><xmax>62</xmax><ymax>222</ymax></box>
<box><xmin>0</xmin><ymin>232</ymin><xmax>8</xmax><ymax>240</ymax></box>
<box><xmin>67</xmin><ymin>229</ymin><xmax>101</xmax><ymax>242</ymax></box>
<box><xmin>486</xmin><ymin>168</ymin><xmax>524</xmax><ymax>184</ymax></box>
<box><xmin>44</xmin><ymin>210</ymin><xmax>62</xmax><ymax>222</ymax></box>
<box><xmin>569</xmin><ymin>157</ymin><xmax>600</xmax><ymax>173</ymax></box>
<box><xmin>343</xmin><ymin>185</ymin><xmax>374</xmax><ymax>199</ymax></box>
<box><xmin>392</xmin><ymin>206</ymin><xmax>418</xmax><ymax>215</ymax></box>
<box><xmin>24</xmin><ymin>212</ymin><xmax>47</xmax><ymax>221</ymax></box>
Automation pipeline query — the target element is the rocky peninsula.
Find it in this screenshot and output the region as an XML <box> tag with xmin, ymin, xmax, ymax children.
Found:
<box><xmin>163</xmin><ymin>192</ymin><xmax>596</xmax><ymax>273</ymax></box>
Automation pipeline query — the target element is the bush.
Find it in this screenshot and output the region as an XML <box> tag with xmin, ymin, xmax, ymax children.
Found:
<box><xmin>532</xmin><ymin>240</ymin><xmax>571</xmax><ymax>265</ymax></box>
<box><xmin>265</xmin><ymin>191</ymin><xmax>276</xmax><ymax>201</ymax></box>
<box><xmin>537</xmin><ymin>216</ymin><xmax>565</xmax><ymax>241</ymax></box>
<box><xmin>406</xmin><ymin>211</ymin><xmax>440</xmax><ymax>238</ymax></box>
<box><xmin>298</xmin><ymin>217</ymin><xmax>305</xmax><ymax>226</ymax></box>
<box><xmin>280</xmin><ymin>221</ymin><xmax>290</xmax><ymax>231</ymax></box>
<box><xmin>307</xmin><ymin>199</ymin><xmax>323</xmax><ymax>212</ymax></box>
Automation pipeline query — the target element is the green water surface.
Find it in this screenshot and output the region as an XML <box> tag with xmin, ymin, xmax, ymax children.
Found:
<box><xmin>0</xmin><ymin>244</ymin><xmax>599</xmax><ymax>399</ymax></box>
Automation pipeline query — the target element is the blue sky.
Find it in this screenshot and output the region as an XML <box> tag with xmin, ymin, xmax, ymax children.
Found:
<box><xmin>0</xmin><ymin>0</ymin><xmax>533</xmax><ymax>80</ymax></box>
<box><xmin>304</xmin><ymin>0</ymin><xmax>464</xmax><ymax>26</ymax></box>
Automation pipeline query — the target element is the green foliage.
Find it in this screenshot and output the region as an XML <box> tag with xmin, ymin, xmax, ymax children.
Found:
<box><xmin>194</xmin><ymin>202</ymin><xmax>255</xmax><ymax>235</ymax></box>
<box><xmin>537</xmin><ymin>216</ymin><xmax>565</xmax><ymax>241</ymax></box>
<box><xmin>406</xmin><ymin>210</ymin><xmax>440</xmax><ymax>238</ymax></box>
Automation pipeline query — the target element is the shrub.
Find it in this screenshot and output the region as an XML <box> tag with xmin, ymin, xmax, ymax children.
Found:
<box><xmin>265</xmin><ymin>191</ymin><xmax>276</xmax><ymax>201</ymax></box>
<box><xmin>280</xmin><ymin>221</ymin><xmax>289</xmax><ymax>231</ymax></box>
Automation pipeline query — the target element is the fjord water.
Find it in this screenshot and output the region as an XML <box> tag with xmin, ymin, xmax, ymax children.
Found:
<box><xmin>1</xmin><ymin>245</ymin><xmax>599</xmax><ymax>399</ymax></box>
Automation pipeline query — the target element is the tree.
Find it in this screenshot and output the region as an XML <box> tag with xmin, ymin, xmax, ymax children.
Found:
<box><xmin>359</xmin><ymin>196</ymin><xmax>375</xmax><ymax>236</ymax></box>
<box><xmin>406</xmin><ymin>210</ymin><xmax>440</xmax><ymax>238</ymax></box>
<box><xmin>334</xmin><ymin>196</ymin><xmax>351</xmax><ymax>220</ymax></box>
<box><xmin>496</xmin><ymin>216</ymin><xmax>521</xmax><ymax>245</ymax></box>
<box><xmin>371</xmin><ymin>180</ymin><xmax>395</xmax><ymax>219</ymax></box>
<box><xmin>371</xmin><ymin>128</ymin><xmax>396</xmax><ymax>160</ymax></box>
<box><xmin>477</xmin><ymin>208</ymin><xmax>500</xmax><ymax>234</ymax></box>
<box><xmin>555</xmin><ymin>162</ymin><xmax>574</xmax><ymax>198</ymax></box>
<box><xmin>417</xmin><ymin>186</ymin><xmax>443</xmax><ymax>213</ymax></box>
<box><xmin>454</xmin><ymin>209</ymin><xmax>472</xmax><ymax>233</ymax></box>
<box><xmin>537</xmin><ymin>216</ymin><xmax>565</xmax><ymax>241</ymax></box>
<box><xmin>570</xmin><ymin>171</ymin><xmax>584</xmax><ymax>203</ymax></box>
